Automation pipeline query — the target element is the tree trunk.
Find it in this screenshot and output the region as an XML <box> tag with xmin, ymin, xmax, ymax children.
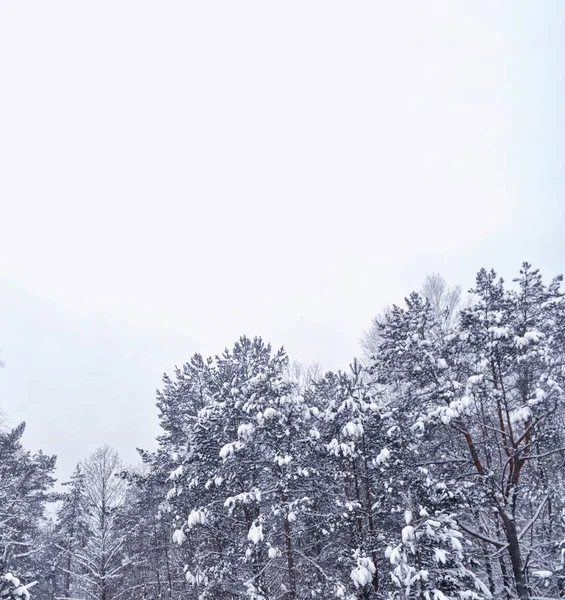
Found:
<box><xmin>502</xmin><ymin>515</ymin><xmax>529</xmax><ymax>599</ymax></box>
<box><xmin>362</xmin><ymin>438</ymin><xmax>379</xmax><ymax>593</ymax></box>
<box><xmin>282</xmin><ymin>492</ymin><xmax>297</xmax><ymax>600</ymax></box>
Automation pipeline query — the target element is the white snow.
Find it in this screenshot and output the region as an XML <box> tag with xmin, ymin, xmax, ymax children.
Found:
<box><xmin>489</xmin><ymin>326</ymin><xmax>509</xmax><ymax>339</ymax></box>
<box><xmin>510</xmin><ymin>407</ymin><xmax>532</xmax><ymax>424</ymax></box>
<box><xmin>248</xmin><ymin>521</ymin><xmax>264</xmax><ymax>544</ymax></box>
<box><xmin>532</xmin><ymin>570</ymin><xmax>552</xmax><ymax>579</ymax></box>
<box><xmin>187</xmin><ymin>509</ymin><xmax>207</xmax><ymax>528</ymax></box>
<box><xmin>402</xmin><ymin>525</ymin><xmax>415</xmax><ymax>544</ymax></box>
<box><xmin>350</xmin><ymin>556</ymin><xmax>376</xmax><ymax>588</ymax></box>
<box><xmin>185</xmin><ymin>569</ymin><xmax>208</xmax><ymax>586</ymax></box>
<box><xmin>263</xmin><ymin>407</ymin><xmax>278</xmax><ymax>419</ymax></box>
<box><xmin>169</xmin><ymin>465</ymin><xmax>184</xmax><ymax>480</ymax></box>
<box><xmin>375</xmin><ymin>447</ymin><xmax>391</xmax><ymax>465</ymax></box>
<box><xmin>343</xmin><ymin>421</ymin><xmax>364</xmax><ymax>438</ymax></box>
<box><xmin>172</xmin><ymin>528</ymin><xmax>186</xmax><ymax>546</ymax></box>
<box><xmin>434</xmin><ymin>548</ymin><xmax>448</xmax><ymax>564</ymax></box>
<box><xmin>219</xmin><ymin>441</ymin><xmax>243</xmax><ymax>459</ymax></box>
<box><xmin>386</xmin><ymin>545</ymin><xmax>402</xmax><ymax>564</ymax></box>
<box><xmin>237</xmin><ymin>423</ymin><xmax>255</xmax><ymax>440</ymax></box>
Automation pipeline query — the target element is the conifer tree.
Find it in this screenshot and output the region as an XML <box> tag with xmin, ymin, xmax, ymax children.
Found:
<box><xmin>0</xmin><ymin>422</ymin><xmax>56</xmax><ymax>600</ymax></box>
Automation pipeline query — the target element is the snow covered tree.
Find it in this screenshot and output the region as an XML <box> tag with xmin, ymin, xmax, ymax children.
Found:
<box><xmin>362</xmin><ymin>274</ymin><xmax>462</xmax><ymax>360</ymax></box>
<box><xmin>160</xmin><ymin>338</ymin><xmax>292</xmax><ymax>598</ymax></box>
<box><xmin>60</xmin><ymin>446</ymin><xmax>128</xmax><ymax>600</ymax></box>
<box><xmin>0</xmin><ymin>422</ymin><xmax>57</xmax><ymax>600</ymax></box>
<box><xmin>370</xmin><ymin>264</ymin><xmax>565</xmax><ymax>599</ymax></box>
<box><xmin>118</xmin><ymin>458</ymin><xmax>181</xmax><ymax>600</ymax></box>
<box><xmin>158</xmin><ymin>337</ymin><xmax>344</xmax><ymax>599</ymax></box>
<box><xmin>54</xmin><ymin>465</ymin><xmax>89</xmax><ymax>600</ymax></box>
<box><xmin>384</xmin><ymin>469</ymin><xmax>490</xmax><ymax>600</ymax></box>
<box><xmin>309</xmin><ymin>362</ymin><xmax>387</xmax><ymax>599</ymax></box>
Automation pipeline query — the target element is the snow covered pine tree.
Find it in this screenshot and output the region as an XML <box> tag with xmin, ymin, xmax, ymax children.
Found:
<box><xmin>0</xmin><ymin>422</ymin><xmax>56</xmax><ymax>600</ymax></box>
<box><xmin>371</xmin><ymin>264</ymin><xmax>565</xmax><ymax>600</ymax></box>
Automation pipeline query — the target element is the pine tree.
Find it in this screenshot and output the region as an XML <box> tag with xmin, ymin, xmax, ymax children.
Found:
<box><xmin>312</xmin><ymin>362</ymin><xmax>387</xmax><ymax>599</ymax></box>
<box><xmin>54</xmin><ymin>465</ymin><xmax>89</xmax><ymax>600</ymax></box>
<box><xmin>369</xmin><ymin>264</ymin><xmax>565</xmax><ymax>599</ymax></box>
<box><xmin>0</xmin><ymin>422</ymin><xmax>57</xmax><ymax>600</ymax></box>
<box><xmin>385</xmin><ymin>470</ymin><xmax>489</xmax><ymax>600</ymax></box>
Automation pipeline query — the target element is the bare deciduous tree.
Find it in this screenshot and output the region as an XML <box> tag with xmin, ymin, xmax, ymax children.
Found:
<box><xmin>420</xmin><ymin>272</ymin><xmax>462</xmax><ymax>332</ymax></box>
<box><xmin>60</xmin><ymin>446</ymin><xmax>127</xmax><ymax>600</ymax></box>
<box><xmin>287</xmin><ymin>360</ymin><xmax>323</xmax><ymax>391</ymax></box>
<box><xmin>361</xmin><ymin>273</ymin><xmax>463</xmax><ymax>360</ymax></box>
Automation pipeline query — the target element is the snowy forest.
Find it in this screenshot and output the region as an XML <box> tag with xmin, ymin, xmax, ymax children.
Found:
<box><xmin>2</xmin><ymin>263</ymin><xmax>565</xmax><ymax>600</ymax></box>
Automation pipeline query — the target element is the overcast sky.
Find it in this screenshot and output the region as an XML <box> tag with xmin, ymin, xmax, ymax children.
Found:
<box><xmin>0</xmin><ymin>2</ymin><xmax>564</xmax><ymax>482</ymax></box>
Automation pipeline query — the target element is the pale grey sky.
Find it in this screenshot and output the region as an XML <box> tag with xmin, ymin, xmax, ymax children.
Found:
<box><xmin>0</xmin><ymin>2</ymin><xmax>563</xmax><ymax>481</ymax></box>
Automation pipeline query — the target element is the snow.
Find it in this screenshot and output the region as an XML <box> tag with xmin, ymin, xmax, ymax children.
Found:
<box><xmin>237</xmin><ymin>423</ymin><xmax>255</xmax><ymax>440</ymax></box>
<box><xmin>433</xmin><ymin>589</ymin><xmax>449</xmax><ymax>600</ymax></box>
<box><xmin>343</xmin><ymin>421</ymin><xmax>364</xmax><ymax>438</ymax></box>
<box><xmin>450</xmin><ymin>533</ymin><xmax>463</xmax><ymax>553</ymax></box>
<box><xmin>219</xmin><ymin>443</ymin><xmax>234</xmax><ymax>458</ymax></box>
<box><xmin>187</xmin><ymin>509</ymin><xmax>207</xmax><ymax>528</ymax></box>
<box><xmin>510</xmin><ymin>406</ymin><xmax>532</xmax><ymax>424</ymax></box>
<box><xmin>411</xmin><ymin>421</ymin><xmax>425</xmax><ymax>434</ymax></box>
<box><xmin>375</xmin><ymin>447</ymin><xmax>391</xmax><ymax>465</ymax></box>
<box><xmin>169</xmin><ymin>465</ymin><xmax>184</xmax><ymax>480</ymax></box>
<box><xmin>386</xmin><ymin>545</ymin><xmax>402</xmax><ymax>564</ymax></box>
<box><xmin>525</xmin><ymin>330</ymin><xmax>544</xmax><ymax>342</ymax></box>
<box><xmin>402</xmin><ymin>525</ymin><xmax>415</xmax><ymax>544</ymax></box>
<box><xmin>219</xmin><ymin>441</ymin><xmax>244</xmax><ymax>459</ymax></box>
<box><xmin>2</xmin><ymin>575</ymin><xmax>38</xmax><ymax>600</ymax></box>
<box><xmin>247</xmin><ymin>521</ymin><xmax>264</xmax><ymax>544</ymax></box>
<box><xmin>263</xmin><ymin>407</ymin><xmax>278</xmax><ymax>419</ymax></box>
<box><xmin>275</xmin><ymin>454</ymin><xmax>292</xmax><ymax>466</ymax></box>
<box><xmin>172</xmin><ymin>529</ymin><xmax>186</xmax><ymax>546</ymax></box>
<box><xmin>529</xmin><ymin>388</ymin><xmax>547</xmax><ymax>406</ymax></box>
<box><xmin>185</xmin><ymin>569</ymin><xmax>208</xmax><ymax>586</ymax></box>
<box><xmin>532</xmin><ymin>570</ymin><xmax>553</xmax><ymax>579</ymax></box>
<box><xmin>350</xmin><ymin>555</ymin><xmax>376</xmax><ymax>588</ymax></box>
<box><xmin>4</xmin><ymin>574</ymin><xmax>21</xmax><ymax>588</ymax></box>
<box><xmin>489</xmin><ymin>326</ymin><xmax>509</xmax><ymax>339</ymax></box>
<box><xmin>327</xmin><ymin>438</ymin><xmax>355</xmax><ymax>457</ymax></box>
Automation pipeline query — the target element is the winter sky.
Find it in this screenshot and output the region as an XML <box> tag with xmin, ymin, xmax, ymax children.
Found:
<box><xmin>0</xmin><ymin>2</ymin><xmax>564</xmax><ymax>481</ymax></box>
